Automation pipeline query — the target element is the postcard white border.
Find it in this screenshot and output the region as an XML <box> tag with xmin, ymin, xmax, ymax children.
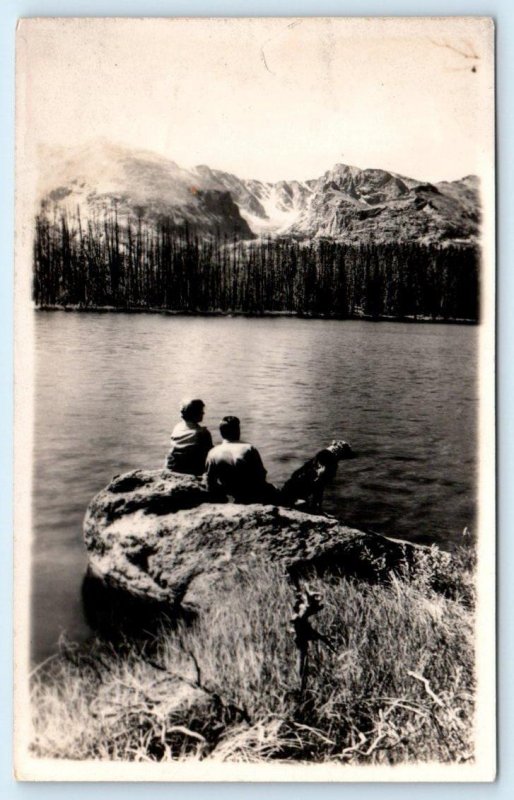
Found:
<box><xmin>11</xmin><ymin>10</ymin><xmax>497</xmax><ymax>786</ymax></box>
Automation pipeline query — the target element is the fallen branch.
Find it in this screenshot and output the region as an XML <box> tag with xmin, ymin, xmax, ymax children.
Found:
<box><xmin>407</xmin><ymin>670</ymin><xmax>445</xmax><ymax>707</ymax></box>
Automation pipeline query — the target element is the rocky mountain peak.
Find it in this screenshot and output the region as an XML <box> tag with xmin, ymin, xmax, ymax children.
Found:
<box><xmin>37</xmin><ymin>142</ymin><xmax>480</xmax><ymax>245</ymax></box>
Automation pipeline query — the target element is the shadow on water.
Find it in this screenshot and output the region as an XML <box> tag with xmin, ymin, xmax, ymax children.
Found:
<box><xmin>81</xmin><ymin>568</ymin><xmax>197</xmax><ymax>646</ymax></box>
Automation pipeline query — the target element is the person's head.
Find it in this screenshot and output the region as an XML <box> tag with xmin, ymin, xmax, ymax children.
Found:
<box><xmin>220</xmin><ymin>415</ymin><xmax>240</xmax><ymax>442</ymax></box>
<box><xmin>180</xmin><ymin>398</ymin><xmax>205</xmax><ymax>424</ymax></box>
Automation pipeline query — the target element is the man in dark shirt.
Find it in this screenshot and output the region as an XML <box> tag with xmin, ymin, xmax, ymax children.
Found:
<box><xmin>165</xmin><ymin>398</ymin><xmax>213</xmax><ymax>475</ymax></box>
<box><xmin>206</xmin><ymin>416</ymin><xmax>278</xmax><ymax>504</ymax></box>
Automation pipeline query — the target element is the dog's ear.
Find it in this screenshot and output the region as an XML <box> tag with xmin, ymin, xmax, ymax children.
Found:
<box><xmin>329</xmin><ymin>439</ymin><xmax>355</xmax><ymax>459</ymax></box>
<box><xmin>329</xmin><ymin>439</ymin><xmax>345</xmax><ymax>452</ymax></box>
<box><xmin>340</xmin><ymin>441</ymin><xmax>356</xmax><ymax>459</ymax></box>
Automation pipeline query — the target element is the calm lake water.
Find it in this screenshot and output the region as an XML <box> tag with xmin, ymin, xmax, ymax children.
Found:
<box><xmin>32</xmin><ymin>313</ymin><xmax>478</xmax><ymax>662</ymax></box>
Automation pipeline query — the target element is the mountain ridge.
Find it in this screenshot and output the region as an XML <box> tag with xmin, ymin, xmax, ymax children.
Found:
<box><xmin>37</xmin><ymin>141</ymin><xmax>480</xmax><ymax>246</ymax></box>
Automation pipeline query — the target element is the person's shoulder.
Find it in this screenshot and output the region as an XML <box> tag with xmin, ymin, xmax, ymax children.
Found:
<box><xmin>206</xmin><ymin>442</ymin><xmax>223</xmax><ymax>458</ymax></box>
<box><xmin>240</xmin><ymin>442</ymin><xmax>259</xmax><ymax>455</ymax></box>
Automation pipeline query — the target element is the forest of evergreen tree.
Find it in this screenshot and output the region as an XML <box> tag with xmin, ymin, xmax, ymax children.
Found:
<box><xmin>33</xmin><ymin>210</ymin><xmax>480</xmax><ymax>321</ymax></box>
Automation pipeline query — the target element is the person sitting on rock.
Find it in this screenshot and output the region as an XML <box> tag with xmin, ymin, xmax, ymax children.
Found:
<box><xmin>206</xmin><ymin>416</ymin><xmax>279</xmax><ymax>504</ymax></box>
<box><xmin>165</xmin><ymin>398</ymin><xmax>213</xmax><ymax>476</ymax></box>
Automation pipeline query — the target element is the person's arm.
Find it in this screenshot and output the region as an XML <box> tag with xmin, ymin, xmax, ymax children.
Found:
<box><xmin>245</xmin><ymin>446</ymin><xmax>267</xmax><ymax>482</ymax></box>
<box><xmin>205</xmin><ymin>456</ymin><xmax>227</xmax><ymax>501</ymax></box>
<box><xmin>164</xmin><ymin>436</ymin><xmax>175</xmax><ymax>470</ymax></box>
<box><xmin>197</xmin><ymin>428</ymin><xmax>214</xmax><ymax>473</ymax></box>
<box><xmin>205</xmin><ymin>455</ymin><xmax>218</xmax><ymax>492</ymax></box>
<box><xmin>203</xmin><ymin>428</ymin><xmax>214</xmax><ymax>454</ymax></box>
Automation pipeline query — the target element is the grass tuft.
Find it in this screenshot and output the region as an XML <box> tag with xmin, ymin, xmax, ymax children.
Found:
<box><xmin>31</xmin><ymin>549</ymin><xmax>476</xmax><ymax>764</ymax></box>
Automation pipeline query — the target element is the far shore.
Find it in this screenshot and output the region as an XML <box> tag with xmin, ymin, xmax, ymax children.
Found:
<box><xmin>34</xmin><ymin>305</ymin><xmax>478</xmax><ymax>325</ymax></box>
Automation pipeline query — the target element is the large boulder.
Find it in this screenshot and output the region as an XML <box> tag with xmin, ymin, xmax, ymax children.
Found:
<box><xmin>83</xmin><ymin>469</ymin><xmax>430</xmax><ymax>615</ymax></box>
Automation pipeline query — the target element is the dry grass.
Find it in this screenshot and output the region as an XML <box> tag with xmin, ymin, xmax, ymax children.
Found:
<box><xmin>30</xmin><ymin>548</ymin><xmax>476</xmax><ymax>765</ymax></box>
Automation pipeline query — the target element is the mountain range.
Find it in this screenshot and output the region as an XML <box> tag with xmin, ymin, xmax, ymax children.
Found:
<box><xmin>37</xmin><ymin>141</ymin><xmax>480</xmax><ymax>245</ymax></box>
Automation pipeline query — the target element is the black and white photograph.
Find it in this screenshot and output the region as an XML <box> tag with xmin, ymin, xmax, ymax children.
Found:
<box><xmin>14</xmin><ymin>16</ymin><xmax>495</xmax><ymax>781</ymax></box>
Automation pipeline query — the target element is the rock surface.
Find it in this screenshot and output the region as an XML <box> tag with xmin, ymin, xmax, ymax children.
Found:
<box><xmin>84</xmin><ymin>469</ymin><xmax>427</xmax><ymax>613</ymax></box>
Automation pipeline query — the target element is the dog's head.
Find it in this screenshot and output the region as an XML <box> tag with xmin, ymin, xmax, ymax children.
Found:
<box><xmin>326</xmin><ymin>439</ymin><xmax>355</xmax><ymax>460</ymax></box>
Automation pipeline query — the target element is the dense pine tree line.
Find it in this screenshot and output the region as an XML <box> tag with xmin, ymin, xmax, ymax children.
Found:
<box><xmin>33</xmin><ymin>209</ymin><xmax>480</xmax><ymax>321</ymax></box>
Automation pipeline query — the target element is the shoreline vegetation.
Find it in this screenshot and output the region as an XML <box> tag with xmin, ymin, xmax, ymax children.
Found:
<box><xmin>31</xmin><ymin>544</ymin><xmax>476</xmax><ymax>765</ymax></box>
<box><xmin>33</xmin><ymin>212</ymin><xmax>480</xmax><ymax>322</ymax></box>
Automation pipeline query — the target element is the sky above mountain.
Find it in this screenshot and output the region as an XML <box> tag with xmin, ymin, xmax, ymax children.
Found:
<box><xmin>20</xmin><ymin>17</ymin><xmax>493</xmax><ymax>184</ymax></box>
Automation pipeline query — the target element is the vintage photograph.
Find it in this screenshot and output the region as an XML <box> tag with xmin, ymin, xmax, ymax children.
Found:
<box><xmin>14</xmin><ymin>17</ymin><xmax>495</xmax><ymax>781</ymax></box>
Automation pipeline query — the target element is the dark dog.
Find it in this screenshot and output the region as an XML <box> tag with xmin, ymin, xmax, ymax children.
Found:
<box><xmin>280</xmin><ymin>440</ymin><xmax>355</xmax><ymax>513</ymax></box>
